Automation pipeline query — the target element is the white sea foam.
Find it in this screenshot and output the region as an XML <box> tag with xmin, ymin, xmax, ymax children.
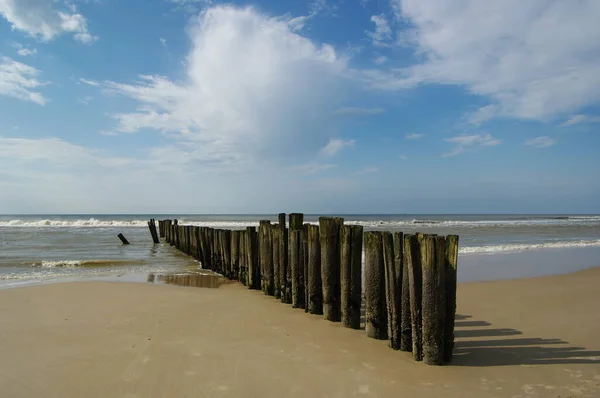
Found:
<box><xmin>459</xmin><ymin>239</ymin><xmax>600</xmax><ymax>255</ymax></box>
<box><xmin>1</xmin><ymin>216</ymin><xmax>599</xmax><ymax>229</ymax></box>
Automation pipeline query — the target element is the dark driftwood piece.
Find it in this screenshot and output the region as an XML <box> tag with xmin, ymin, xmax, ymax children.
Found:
<box><xmin>117</xmin><ymin>233</ymin><xmax>130</xmax><ymax>245</ymax></box>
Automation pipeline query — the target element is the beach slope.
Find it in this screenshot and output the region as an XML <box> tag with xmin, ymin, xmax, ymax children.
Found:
<box><xmin>1</xmin><ymin>268</ymin><xmax>599</xmax><ymax>397</ymax></box>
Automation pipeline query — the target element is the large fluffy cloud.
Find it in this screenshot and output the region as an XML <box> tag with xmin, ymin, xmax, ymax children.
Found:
<box><xmin>374</xmin><ymin>0</ymin><xmax>600</xmax><ymax>123</ymax></box>
<box><xmin>86</xmin><ymin>5</ymin><xmax>353</xmax><ymax>168</ymax></box>
<box><xmin>0</xmin><ymin>0</ymin><xmax>97</xmax><ymax>43</ymax></box>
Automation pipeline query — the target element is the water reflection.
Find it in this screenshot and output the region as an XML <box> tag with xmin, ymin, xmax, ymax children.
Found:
<box><xmin>147</xmin><ymin>271</ymin><xmax>232</xmax><ymax>288</ymax></box>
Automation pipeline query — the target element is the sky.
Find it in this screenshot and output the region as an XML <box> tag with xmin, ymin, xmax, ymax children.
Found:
<box><xmin>0</xmin><ymin>0</ymin><xmax>599</xmax><ymax>214</ymax></box>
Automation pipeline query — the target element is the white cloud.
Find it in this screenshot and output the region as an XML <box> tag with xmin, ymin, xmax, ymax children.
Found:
<box><xmin>355</xmin><ymin>166</ymin><xmax>378</xmax><ymax>175</ymax></box>
<box><xmin>84</xmin><ymin>5</ymin><xmax>351</xmax><ymax>169</ymax></box>
<box><xmin>0</xmin><ymin>56</ymin><xmax>46</xmax><ymax>105</ymax></box>
<box><xmin>443</xmin><ymin>133</ymin><xmax>502</xmax><ymax>157</ymax></box>
<box><xmin>78</xmin><ymin>96</ymin><xmax>93</xmax><ymax>105</ymax></box>
<box><xmin>290</xmin><ymin>161</ymin><xmax>336</xmax><ymax>175</ymax></box>
<box><xmin>525</xmin><ymin>136</ymin><xmax>555</xmax><ymax>148</ymax></box>
<box><xmin>10</xmin><ymin>42</ymin><xmax>37</xmax><ymax>56</ymax></box>
<box><xmin>399</xmin><ymin>155</ymin><xmax>408</xmax><ymax>160</ymax></box>
<box><xmin>320</xmin><ymin>138</ymin><xmax>355</xmax><ymax>156</ymax></box>
<box><xmin>0</xmin><ymin>0</ymin><xmax>97</xmax><ymax>43</ymax></box>
<box><xmin>160</xmin><ymin>37</ymin><xmax>167</xmax><ymax>47</ymax></box>
<box><xmin>334</xmin><ymin>107</ymin><xmax>384</xmax><ymax>116</ymax></box>
<box><xmin>366</xmin><ymin>15</ymin><xmax>392</xmax><ymax>47</ymax></box>
<box><xmin>380</xmin><ymin>0</ymin><xmax>600</xmax><ymax>123</ymax></box>
<box><xmin>373</xmin><ymin>55</ymin><xmax>387</xmax><ymax>65</ymax></box>
<box><xmin>405</xmin><ymin>133</ymin><xmax>424</xmax><ymax>139</ymax></box>
<box><xmin>561</xmin><ymin>114</ymin><xmax>600</xmax><ymax>127</ymax></box>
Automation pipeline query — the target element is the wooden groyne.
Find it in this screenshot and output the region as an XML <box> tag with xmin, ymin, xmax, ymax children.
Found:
<box><xmin>157</xmin><ymin>214</ymin><xmax>459</xmax><ymax>366</ymax></box>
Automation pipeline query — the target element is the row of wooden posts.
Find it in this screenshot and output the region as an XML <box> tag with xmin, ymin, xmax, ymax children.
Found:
<box><xmin>153</xmin><ymin>214</ymin><xmax>459</xmax><ymax>366</ymax></box>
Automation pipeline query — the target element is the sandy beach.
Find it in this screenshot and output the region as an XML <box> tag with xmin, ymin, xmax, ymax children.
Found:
<box><xmin>1</xmin><ymin>268</ymin><xmax>599</xmax><ymax>398</ymax></box>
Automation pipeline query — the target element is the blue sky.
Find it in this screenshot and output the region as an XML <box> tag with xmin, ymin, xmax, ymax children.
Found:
<box><xmin>0</xmin><ymin>0</ymin><xmax>599</xmax><ymax>214</ymax></box>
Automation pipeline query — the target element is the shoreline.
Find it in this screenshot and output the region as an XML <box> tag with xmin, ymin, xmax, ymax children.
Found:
<box><xmin>3</xmin><ymin>244</ymin><xmax>600</xmax><ymax>290</ymax></box>
<box><xmin>1</xmin><ymin>266</ymin><xmax>599</xmax><ymax>397</ymax></box>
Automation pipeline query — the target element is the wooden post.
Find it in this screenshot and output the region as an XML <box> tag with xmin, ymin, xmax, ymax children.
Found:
<box><xmin>238</xmin><ymin>230</ymin><xmax>246</xmax><ymax>284</ymax></box>
<box><xmin>231</xmin><ymin>230</ymin><xmax>240</xmax><ymax>281</ymax></box>
<box><xmin>302</xmin><ymin>224</ymin><xmax>308</xmax><ymax>311</ymax></box>
<box><xmin>159</xmin><ymin>220</ymin><xmax>165</xmax><ymax>238</ymax></box>
<box><xmin>277</xmin><ymin>213</ymin><xmax>292</xmax><ymax>303</ymax></box>
<box><xmin>259</xmin><ymin>220</ymin><xmax>274</xmax><ymax>295</ymax></box>
<box><xmin>406</xmin><ymin>234</ymin><xmax>423</xmax><ymax>361</ymax></box>
<box><xmin>319</xmin><ymin>217</ymin><xmax>344</xmax><ymax>322</ymax></box>
<box><xmin>213</xmin><ymin>229</ymin><xmax>220</xmax><ymax>273</ymax></box>
<box><xmin>444</xmin><ymin>235</ymin><xmax>459</xmax><ymax>363</ymax></box>
<box><xmin>307</xmin><ymin>224</ymin><xmax>322</xmax><ymax>315</ymax></box>
<box><xmin>272</xmin><ymin>225</ymin><xmax>281</xmax><ymax>299</ymax></box>
<box><xmin>383</xmin><ymin>231</ymin><xmax>401</xmax><ymax>350</ymax></box>
<box><xmin>421</xmin><ymin>235</ymin><xmax>446</xmax><ymax>365</ymax></box>
<box><xmin>340</xmin><ymin>225</ymin><xmax>363</xmax><ymax>329</ymax></box>
<box><xmin>397</xmin><ymin>232</ymin><xmax>411</xmax><ymax>352</ymax></box>
<box><xmin>278</xmin><ymin>213</ymin><xmax>288</xmax><ymax>303</ymax></box>
<box><xmin>117</xmin><ymin>233</ymin><xmax>130</xmax><ymax>245</ymax></box>
<box><xmin>364</xmin><ymin>231</ymin><xmax>388</xmax><ymax>340</ymax></box>
<box><xmin>224</xmin><ymin>230</ymin><xmax>232</xmax><ymax>278</ymax></box>
<box><xmin>246</xmin><ymin>227</ymin><xmax>260</xmax><ymax>289</ymax></box>
<box><xmin>290</xmin><ymin>229</ymin><xmax>303</xmax><ymax>308</ymax></box>
<box><xmin>287</xmin><ymin>214</ymin><xmax>303</xmax><ymax>304</ymax></box>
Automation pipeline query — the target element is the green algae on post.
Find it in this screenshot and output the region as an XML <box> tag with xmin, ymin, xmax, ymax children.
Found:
<box><xmin>307</xmin><ymin>224</ymin><xmax>323</xmax><ymax>315</ymax></box>
<box><xmin>319</xmin><ymin>217</ymin><xmax>344</xmax><ymax>322</ymax></box>
<box><xmin>444</xmin><ymin>234</ymin><xmax>459</xmax><ymax>363</ymax></box>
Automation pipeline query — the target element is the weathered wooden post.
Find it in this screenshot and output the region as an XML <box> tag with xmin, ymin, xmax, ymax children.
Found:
<box><xmin>223</xmin><ymin>229</ymin><xmax>232</xmax><ymax>278</ymax></box>
<box><xmin>307</xmin><ymin>224</ymin><xmax>322</xmax><ymax>315</ymax></box>
<box><xmin>340</xmin><ymin>225</ymin><xmax>363</xmax><ymax>329</ymax></box>
<box><xmin>364</xmin><ymin>231</ymin><xmax>388</xmax><ymax>340</ymax></box>
<box><xmin>213</xmin><ymin>229</ymin><xmax>220</xmax><ymax>273</ymax></box>
<box><xmin>302</xmin><ymin>224</ymin><xmax>309</xmax><ymax>311</ymax></box>
<box><xmin>117</xmin><ymin>233</ymin><xmax>130</xmax><ymax>245</ymax></box>
<box><xmin>383</xmin><ymin>231</ymin><xmax>401</xmax><ymax>349</ymax></box>
<box><xmin>246</xmin><ymin>226</ymin><xmax>260</xmax><ymax>289</ymax></box>
<box><xmin>238</xmin><ymin>230</ymin><xmax>246</xmax><ymax>284</ymax></box>
<box><xmin>397</xmin><ymin>232</ymin><xmax>411</xmax><ymax>352</ymax></box>
<box><xmin>444</xmin><ymin>234</ymin><xmax>459</xmax><ymax>363</ymax></box>
<box><xmin>272</xmin><ymin>225</ymin><xmax>281</xmax><ymax>298</ymax></box>
<box><xmin>406</xmin><ymin>234</ymin><xmax>423</xmax><ymax>361</ymax></box>
<box><xmin>421</xmin><ymin>235</ymin><xmax>446</xmax><ymax>365</ymax></box>
<box><xmin>278</xmin><ymin>213</ymin><xmax>288</xmax><ymax>303</ymax></box>
<box><xmin>159</xmin><ymin>220</ymin><xmax>165</xmax><ymax>238</ymax></box>
<box><xmin>287</xmin><ymin>214</ymin><xmax>303</xmax><ymax>304</ymax></box>
<box><xmin>259</xmin><ymin>220</ymin><xmax>274</xmax><ymax>295</ymax></box>
<box><xmin>290</xmin><ymin>229</ymin><xmax>303</xmax><ymax>308</ymax></box>
<box><xmin>231</xmin><ymin>230</ymin><xmax>240</xmax><ymax>280</ymax></box>
<box><xmin>319</xmin><ymin>217</ymin><xmax>344</xmax><ymax>322</ymax></box>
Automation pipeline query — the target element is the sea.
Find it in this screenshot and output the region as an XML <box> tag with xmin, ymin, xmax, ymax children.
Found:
<box><xmin>1</xmin><ymin>214</ymin><xmax>599</xmax><ymax>289</ymax></box>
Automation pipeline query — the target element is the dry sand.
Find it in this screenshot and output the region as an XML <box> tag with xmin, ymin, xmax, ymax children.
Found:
<box><xmin>1</xmin><ymin>268</ymin><xmax>599</xmax><ymax>398</ymax></box>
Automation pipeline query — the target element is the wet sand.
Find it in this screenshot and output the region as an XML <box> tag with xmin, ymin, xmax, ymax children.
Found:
<box><xmin>1</xmin><ymin>268</ymin><xmax>599</xmax><ymax>397</ymax></box>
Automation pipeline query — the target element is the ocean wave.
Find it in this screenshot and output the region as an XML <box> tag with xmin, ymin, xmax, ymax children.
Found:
<box><xmin>29</xmin><ymin>259</ymin><xmax>146</xmax><ymax>268</ymax></box>
<box><xmin>459</xmin><ymin>239</ymin><xmax>600</xmax><ymax>254</ymax></box>
<box><xmin>0</xmin><ymin>218</ymin><xmax>149</xmax><ymax>228</ymax></box>
<box><xmin>1</xmin><ymin>216</ymin><xmax>599</xmax><ymax>229</ymax></box>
